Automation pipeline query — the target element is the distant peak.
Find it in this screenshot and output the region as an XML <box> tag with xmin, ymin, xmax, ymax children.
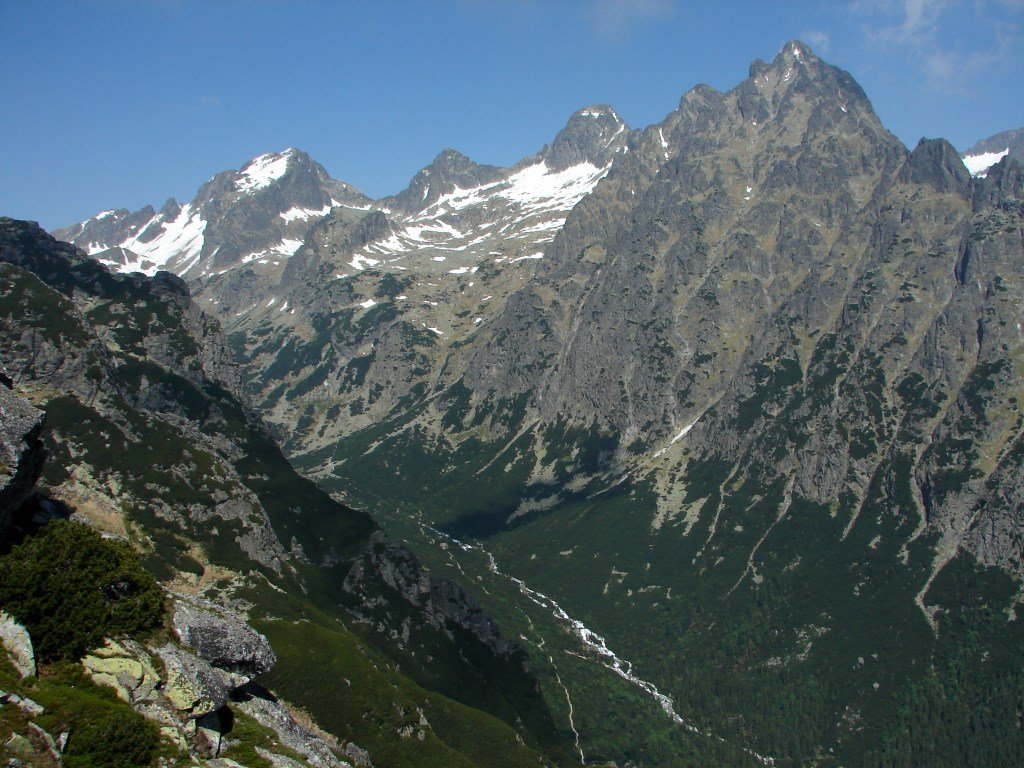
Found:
<box><xmin>783</xmin><ymin>39</ymin><xmax>813</xmax><ymax>61</ymax></box>
<box><xmin>433</xmin><ymin>147</ymin><xmax>472</xmax><ymax>165</ymax></box>
<box><xmin>159</xmin><ymin>198</ymin><xmax>180</xmax><ymax>216</ymax></box>
<box><xmin>544</xmin><ymin>104</ymin><xmax>629</xmax><ymax>171</ymax></box>
<box><xmin>235</xmin><ymin>148</ymin><xmax>311</xmax><ymax>193</ymax></box>
<box><xmin>573</xmin><ymin>104</ymin><xmax>622</xmax><ymax>122</ymax></box>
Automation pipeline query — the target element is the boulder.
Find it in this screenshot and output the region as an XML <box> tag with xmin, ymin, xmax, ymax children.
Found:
<box><xmin>154</xmin><ymin>644</ymin><xmax>228</xmax><ymax>719</ymax></box>
<box><xmin>172</xmin><ymin>594</ymin><xmax>276</xmax><ymax>681</ymax></box>
<box><xmin>81</xmin><ymin>638</ymin><xmax>160</xmax><ymax>704</ymax></box>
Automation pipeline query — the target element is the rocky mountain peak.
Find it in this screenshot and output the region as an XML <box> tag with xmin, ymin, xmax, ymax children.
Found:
<box><xmin>964</xmin><ymin>126</ymin><xmax>1024</xmax><ymax>160</ymax></box>
<box><xmin>541</xmin><ymin>104</ymin><xmax>628</xmax><ymax>171</ymax></box>
<box><xmin>743</xmin><ymin>39</ymin><xmax>872</xmax><ymax>114</ymax></box>
<box><xmin>234</xmin><ymin>147</ymin><xmax>332</xmax><ymax>198</ymax></box>
<box><xmin>902</xmin><ymin>136</ymin><xmax>972</xmax><ymax>194</ymax></box>
<box><xmin>158</xmin><ymin>197</ymin><xmax>180</xmax><ymax>217</ymax></box>
<box><xmin>384</xmin><ymin>147</ymin><xmax>504</xmax><ymax>214</ymax></box>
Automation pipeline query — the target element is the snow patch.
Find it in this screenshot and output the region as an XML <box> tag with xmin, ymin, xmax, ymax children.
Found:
<box><xmin>963</xmin><ymin>148</ymin><xmax>1009</xmax><ymax>177</ymax></box>
<box><xmin>653</xmin><ymin>419</ymin><xmax>700</xmax><ymax>459</ymax></box>
<box><xmin>236</xmin><ymin>151</ymin><xmax>293</xmax><ymax>193</ymax></box>
<box><xmin>115</xmin><ymin>202</ymin><xmax>207</xmax><ymax>275</ymax></box>
<box><xmin>280</xmin><ymin>204</ymin><xmax>331</xmax><ymax>222</ymax></box>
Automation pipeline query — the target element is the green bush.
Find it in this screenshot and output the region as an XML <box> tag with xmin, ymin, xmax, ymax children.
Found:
<box><xmin>0</xmin><ymin>520</ymin><xmax>164</xmax><ymax>661</ymax></box>
<box><xmin>63</xmin><ymin>705</ymin><xmax>161</xmax><ymax>768</ymax></box>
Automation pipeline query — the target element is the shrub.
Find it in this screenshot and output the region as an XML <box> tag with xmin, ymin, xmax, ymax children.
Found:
<box><xmin>0</xmin><ymin>520</ymin><xmax>164</xmax><ymax>661</ymax></box>
<box><xmin>63</xmin><ymin>704</ymin><xmax>161</xmax><ymax>768</ymax></box>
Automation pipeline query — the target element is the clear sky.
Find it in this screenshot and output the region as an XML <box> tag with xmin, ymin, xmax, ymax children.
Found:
<box><xmin>2</xmin><ymin>0</ymin><xmax>1021</xmax><ymax>229</ymax></box>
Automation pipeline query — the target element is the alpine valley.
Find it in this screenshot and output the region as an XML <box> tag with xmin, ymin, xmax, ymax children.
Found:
<box><xmin>2</xmin><ymin>40</ymin><xmax>1022</xmax><ymax>767</ymax></box>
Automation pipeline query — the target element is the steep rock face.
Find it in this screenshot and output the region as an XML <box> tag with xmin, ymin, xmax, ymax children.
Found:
<box><xmin>0</xmin><ymin>382</ymin><xmax>44</xmax><ymax>537</ymax></box>
<box><xmin>342</xmin><ymin>531</ymin><xmax>520</xmax><ymax>660</ymax></box>
<box><xmin>464</xmin><ymin>40</ymin><xmax>906</xmax><ymax>432</ymax></box>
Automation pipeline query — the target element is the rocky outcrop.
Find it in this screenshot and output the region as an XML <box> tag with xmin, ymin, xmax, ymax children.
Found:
<box><xmin>78</xmin><ymin>630</ymin><xmax>352</xmax><ymax>766</ymax></box>
<box><xmin>0</xmin><ymin>382</ymin><xmax>44</xmax><ymax>539</ymax></box>
<box><xmin>343</xmin><ymin>531</ymin><xmax>519</xmax><ymax>659</ymax></box>
<box><xmin>233</xmin><ymin>683</ymin><xmax>354</xmax><ymax>768</ymax></box>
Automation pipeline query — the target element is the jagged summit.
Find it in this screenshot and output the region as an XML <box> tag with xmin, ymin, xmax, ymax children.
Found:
<box><xmin>53</xmin><ymin>147</ymin><xmax>371</xmax><ymax>278</ymax></box>
<box><xmin>541</xmin><ymin>104</ymin><xmax>628</xmax><ymax>171</ymax></box>
<box><xmin>743</xmin><ymin>39</ymin><xmax>872</xmax><ymax>115</ymax></box>
<box><xmin>902</xmin><ymin>137</ymin><xmax>972</xmax><ymax>193</ymax></box>
<box><xmin>383</xmin><ymin>147</ymin><xmax>505</xmax><ymax>214</ymax></box>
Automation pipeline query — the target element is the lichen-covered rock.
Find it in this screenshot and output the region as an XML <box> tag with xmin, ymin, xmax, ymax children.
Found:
<box><xmin>155</xmin><ymin>644</ymin><xmax>228</xmax><ymax>719</ymax></box>
<box><xmin>0</xmin><ymin>610</ymin><xmax>35</xmax><ymax>678</ymax></box>
<box><xmin>81</xmin><ymin>638</ymin><xmax>160</xmax><ymax>704</ymax></box>
<box><xmin>172</xmin><ymin>593</ymin><xmax>276</xmax><ymax>680</ymax></box>
<box><xmin>2</xmin><ymin>690</ymin><xmax>44</xmax><ymax>717</ymax></box>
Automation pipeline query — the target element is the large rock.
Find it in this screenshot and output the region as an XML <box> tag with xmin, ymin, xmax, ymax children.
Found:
<box><xmin>154</xmin><ymin>644</ymin><xmax>228</xmax><ymax>719</ymax></box>
<box><xmin>0</xmin><ymin>610</ymin><xmax>35</xmax><ymax>678</ymax></box>
<box><xmin>81</xmin><ymin>638</ymin><xmax>160</xmax><ymax>704</ymax></box>
<box><xmin>171</xmin><ymin>593</ymin><xmax>276</xmax><ymax>680</ymax></box>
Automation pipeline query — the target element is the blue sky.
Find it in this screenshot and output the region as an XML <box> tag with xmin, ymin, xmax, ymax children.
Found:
<box><xmin>2</xmin><ymin>0</ymin><xmax>1021</xmax><ymax>229</ymax></box>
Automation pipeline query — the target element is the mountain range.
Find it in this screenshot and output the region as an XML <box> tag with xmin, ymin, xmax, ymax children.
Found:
<box><xmin>2</xmin><ymin>38</ymin><xmax>1021</xmax><ymax>767</ymax></box>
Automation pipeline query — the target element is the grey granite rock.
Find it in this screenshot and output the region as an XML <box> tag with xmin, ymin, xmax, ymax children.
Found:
<box><xmin>172</xmin><ymin>594</ymin><xmax>276</xmax><ymax>680</ymax></box>
<box><xmin>0</xmin><ymin>612</ymin><xmax>35</xmax><ymax>679</ymax></box>
<box><xmin>154</xmin><ymin>644</ymin><xmax>228</xmax><ymax>719</ymax></box>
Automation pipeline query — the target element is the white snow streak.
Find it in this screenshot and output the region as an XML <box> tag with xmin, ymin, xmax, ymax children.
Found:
<box><xmin>653</xmin><ymin>420</ymin><xmax>699</xmax><ymax>459</ymax></box>
<box><xmin>280</xmin><ymin>204</ymin><xmax>331</xmax><ymax>222</ymax></box>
